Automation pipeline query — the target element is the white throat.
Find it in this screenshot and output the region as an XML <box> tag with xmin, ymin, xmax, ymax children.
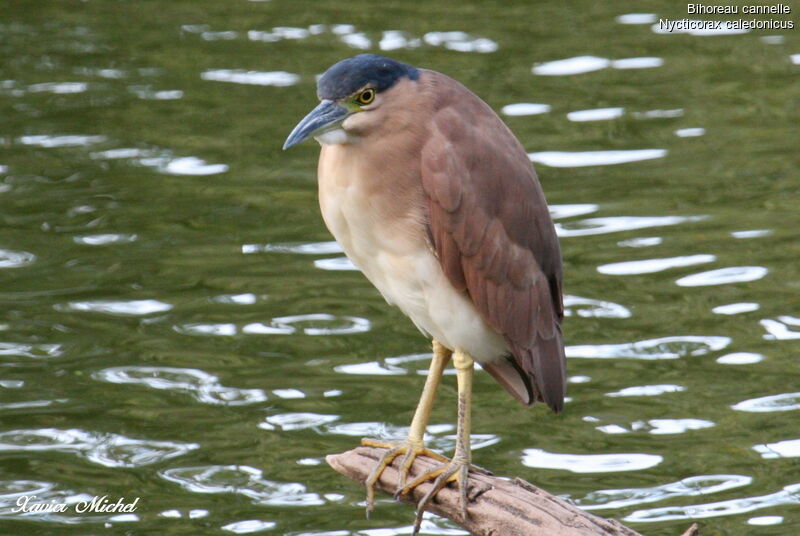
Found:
<box><xmin>315</xmin><ymin>128</ymin><xmax>353</xmax><ymax>146</ymax></box>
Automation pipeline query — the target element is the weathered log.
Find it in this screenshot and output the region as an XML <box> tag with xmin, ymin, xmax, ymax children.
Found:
<box><xmin>327</xmin><ymin>446</ymin><xmax>699</xmax><ymax>536</ymax></box>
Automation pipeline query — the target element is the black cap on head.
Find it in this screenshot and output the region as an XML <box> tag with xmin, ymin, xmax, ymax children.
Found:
<box><xmin>317</xmin><ymin>54</ymin><xmax>419</xmax><ymax>100</ymax></box>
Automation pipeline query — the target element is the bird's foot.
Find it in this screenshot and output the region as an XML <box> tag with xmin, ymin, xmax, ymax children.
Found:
<box><xmin>401</xmin><ymin>455</ymin><xmax>471</xmax><ymax>536</ymax></box>
<box><xmin>360</xmin><ymin>437</ymin><xmax>450</xmax><ymax>516</ymax></box>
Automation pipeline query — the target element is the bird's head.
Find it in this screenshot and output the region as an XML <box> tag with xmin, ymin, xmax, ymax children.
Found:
<box><xmin>283</xmin><ymin>54</ymin><xmax>419</xmax><ymax>150</ymax></box>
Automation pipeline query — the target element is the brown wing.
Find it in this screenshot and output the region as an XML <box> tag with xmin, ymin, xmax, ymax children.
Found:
<box><xmin>420</xmin><ymin>71</ymin><xmax>566</xmax><ymax>412</ymax></box>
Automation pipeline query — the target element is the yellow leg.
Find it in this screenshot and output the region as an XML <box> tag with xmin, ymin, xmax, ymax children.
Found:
<box><xmin>404</xmin><ymin>349</ymin><xmax>475</xmax><ymax>535</ymax></box>
<box><xmin>361</xmin><ymin>340</ymin><xmax>452</xmax><ymax>514</ymax></box>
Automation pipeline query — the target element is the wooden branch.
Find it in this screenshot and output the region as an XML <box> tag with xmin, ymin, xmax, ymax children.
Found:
<box><xmin>327</xmin><ymin>446</ymin><xmax>699</xmax><ymax>536</ymax></box>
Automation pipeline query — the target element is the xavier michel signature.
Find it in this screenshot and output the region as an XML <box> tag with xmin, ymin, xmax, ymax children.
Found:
<box><xmin>12</xmin><ymin>495</ymin><xmax>140</xmax><ymax>514</ymax></box>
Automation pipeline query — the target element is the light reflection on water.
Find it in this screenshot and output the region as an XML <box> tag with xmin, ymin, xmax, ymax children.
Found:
<box><xmin>574</xmin><ymin>474</ymin><xmax>752</xmax><ymax>511</ymax></box>
<box><xmin>556</xmin><ymin>215</ymin><xmax>707</xmax><ymax>237</ymax></box>
<box><xmin>521</xmin><ymin>449</ymin><xmax>663</xmax><ymax>473</ymax></box>
<box><xmin>160</xmin><ymin>465</ymin><xmax>325</xmax><ymax>507</ymax></box>
<box><xmin>624</xmin><ymin>483</ymin><xmax>800</xmax><ymax>523</ymax></box>
<box><xmin>1</xmin><ymin>2</ymin><xmax>797</xmax><ymax>534</ymax></box>
<box><xmin>597</xmin><ymin>254</ymin><xmax>716</xmax><ymax>275</ymax></box>
<box><xmin>0</xmin><ymin>428</ymin><xmax>198</xmax><ymax>468</ymax></box>
<box><xmin>94</xmin><ymin>366</ymin><xmax>269</xmax><ymax>406</ymax></box>
<box><xmin>529</xmin><ymin>148</ymin><xmax>667</xmax><ymax>167</ymax></box>
<box><xmin>675</xmin><ymin>266</ymin><xmax>769</xmax><ymax>287</ymax></box>
<box><xmin>175</xmin><ymin>314</ymin><xmax>372</xmax><ymax>337</ymax></box>
<box><xmin>566</xmin><ymin>335</ymin><xmax>731</xmax><ymax>360</ymax></box>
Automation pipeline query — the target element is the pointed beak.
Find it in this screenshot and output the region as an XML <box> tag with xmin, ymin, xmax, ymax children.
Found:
<box><xmin>283</xmin><ymin>100</ymin><xmax>350</xmax><ymax>150</ymax></box>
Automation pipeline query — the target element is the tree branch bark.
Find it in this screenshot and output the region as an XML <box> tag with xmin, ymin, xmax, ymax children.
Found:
<box><xmin>327</xmin><ymin>446</ymin><xmax>699</xmax><ymax>536</ymax></box>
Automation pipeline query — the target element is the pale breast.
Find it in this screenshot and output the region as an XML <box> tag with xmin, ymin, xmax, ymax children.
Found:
<box><xmin>316</xmin><ymin>144</ymin><xmax>507</xmax><ymax>363</ymax></box>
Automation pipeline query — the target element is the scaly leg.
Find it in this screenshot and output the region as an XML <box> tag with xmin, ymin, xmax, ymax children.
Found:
<box><xmin>361</xmin><ymin>340</ymin><xmax>452</xmax><ymax>515</ymax></box>
<box><xmin>402</xmin><ymin>349</ymin><xmax>474</xmax><ymax>535</ymax></box>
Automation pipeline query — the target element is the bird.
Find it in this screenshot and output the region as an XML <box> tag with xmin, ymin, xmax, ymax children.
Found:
<box><xmin>283</xmin><ymin>54</ymin><xmax>565</xmax><ymax>533</ymax></box>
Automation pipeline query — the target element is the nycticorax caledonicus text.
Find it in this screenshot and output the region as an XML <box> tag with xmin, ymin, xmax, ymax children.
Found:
<box><xmin>284</xmin><ymin>54</ymin><xmax>565</xmax><ymax>532</ymax></box>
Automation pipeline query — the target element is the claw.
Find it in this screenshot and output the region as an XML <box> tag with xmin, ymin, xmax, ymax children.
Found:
<box><xmin>408</xmin><ymin>457</ymin><xmax>471</xmax><ymax>536</ymax></box>
<box><xmin>360</xmin><ymin>437</ymin><xmax>450</xmax><ymax>515</ymax></box>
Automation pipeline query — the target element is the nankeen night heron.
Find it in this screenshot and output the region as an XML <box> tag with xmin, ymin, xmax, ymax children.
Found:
<box><xmin>283</xmin><ymin>54</ymin><xmax>565</xmax><ymax>531</ymax></box>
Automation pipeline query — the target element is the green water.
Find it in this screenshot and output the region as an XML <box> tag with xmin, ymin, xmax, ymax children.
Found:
<box><xmin>1</xmin><ymin>1</ymin><xmax>799</xmax><ymax>535</ymax></box>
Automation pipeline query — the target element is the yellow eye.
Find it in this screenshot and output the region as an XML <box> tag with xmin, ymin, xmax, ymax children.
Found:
<box><xmin>356</xmin><ymin>88</ymin><xmax>375</xmax><ymax>105</ymax></box>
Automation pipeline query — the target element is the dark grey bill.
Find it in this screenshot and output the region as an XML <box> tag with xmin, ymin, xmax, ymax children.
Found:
<box><xmin>282</xmin><ymin>100</ymin><xmax>349</xmax><ymax>150</ymax></box>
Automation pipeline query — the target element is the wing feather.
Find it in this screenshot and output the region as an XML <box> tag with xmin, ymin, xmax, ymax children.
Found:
<box><xmin>421</xmin><ymin>72</ymin><xmax>566</xmax><ymax>411</ymax></box>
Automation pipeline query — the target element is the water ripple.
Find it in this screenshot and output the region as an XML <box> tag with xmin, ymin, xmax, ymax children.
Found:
<box><xmin>529</xmin><ymin>149</ymin><xmax>667</xmax><ymax>167</ymax></box>
<box><xmin>563</xmin><ymin>295</ymin><xmax>631</xmax><ymax>318</ymax></box>
<box><xmin>334</xmin><ymin>360</ymin><xmax>409</xmax><ymax>376</ymax></box>
<box><xmin>549</xmin><ymin>204</ymin><xmax>599</xmax><ymax>219</ymax></box>
<box><xmin>712</xmin><ymin>302</ymin><xmax>760</xmax><ymax>315</ymax></box>
<box><xmin>176</xmin><ymin>323</ymin><xmax>237</xmax><ymax>336</ymax></box>
<box><xmin>753</xmin><ymin>438</ymin><xmax>800</xmax><ymax>459</ymax></box>
<box><xmin>596</xmin><ymin>418</ymin><xmax>714</xmax><ymax>435</ymax></box>
<box><xmin>0</xmin><ymin>428</ymin><xmax>198</xmax><ymax>467</ymax></box>
<box><xmin>73</xmin><ymin>233</ymin><xmax>138</xmax><ymax>246</ymax></box>
<box><xmin>27</xmin><ymin>81</ymin><xmax>89</xmax><ymax>94</ymax></box>
<box><xmin>128</xmin><ymin>85</ymin><xmax>184</xmax><ymax>100</ymax></box>
<box><xmin>633</xmin><ymin>108</ymin><xmax>684</xmax><ymax>119</ymax></box>
<box><xmin>501</xmin><ymin>103</ymin><xmax>551</xmax><ymax>116</ymax></box>
<box><xmin>161</xmin><ymin>465</ymin><xmax>324</xmax><ymax>506</ymax></box>
<box><xmin>243</xmin><ymin>314</ymin><xmax>371</xmax><ymax>336</ymax></box>
<box><xmin>242</xmin><ymin>241</ymin><xmax>342</xmax><ymax>255</ymax></box>
<box><xmin>324</xmin><ymin>421</ymin><xmax>406</xmax><ymax>438</ymax></box>
<box><xmin>93</xmin><ymin>366</ymin><xmax>268</xmax><ymax>406</ymax></box>
<box><xmin>339</xmin><ymin>32</ymin><xmax>371</xmax><ymax>50</ymax></box>
<box><xmin>222</xmin><ymin>519</ymin><xmax>278</xmax><ymax>533</ymax></box>
<box><xmin>212</xmin><ymin>293</ymin><xmax>258</xmax><ymax>305</ymax></box>
<box><xmin>567</xmin><ymin>107</ymin><xmax>625</xmax><ymax>122</ymax></box>
<box><xmin>567</xmin><ymin>335</ymin><xmax>731</xmax><ymax>360</ymax></box>
<box><xmin>556</xmin><ymin>215</ymin><xmax>706</xmax><ymax>237</ymax></box>
<box><xmin>379</xmin><ymin>30</ymin><xmax>422</xmax><ymax>51</ymax></box>
<box><xmin>521</xmin><ymin>449</ymin><xmax>662</xmax><ymax>473</ymax></box>
<box><xmin>533</xmin><ymin>55</ymin><xmax>610</xmax><ymax>75</ymax></box>
<box><xmin>0</xmin><ymin>342</ymin><xmax>63</xmax><ymax>359</ymax></box>
<box><xmin>423</xmin><ymin>31</ymin><xmax>498</xmax><ymax>53</ymax></box>
<box><xmin>731</xmin><ymin>392</ymin><xmax>800</xmax><ymax>413</ymax></box>
<box><xmin>598</xmin><ymin>254</ymin><xmax>715</xmax><ymax>275</ymax></box>
<box><xmin>533</xmin><ymin>55</ymin><xmax>662</xmax><ymax>75</ymax></box>
<box><xmin>675</xmin><ymin>127</ymin><xmax>706</xmax><ymax>137</ymax></box>
<box><xmin>246</xmin><ymin>26</ymin><xmax>311</xmax><ymax>42</ymax></box>
<box><xmin>716</xmin><ymin>352</ymin><xmax>764</xmax><ymax>365</ymax></box>
<box><xmin>201</xmin><ymin>69</ymin><xmax>300</xmax><ymax>87</ymax></box>
<box><xmin>574</xmin><ymin>474</ymin><xmax>752</xmax><ymax>511</ymax></box>
<box><xmin>606</xmin><ymin>384</ymin><xmax>685</xmax><ymax>397</ymax></box>
<box><xmin>618</xmin><ymin>237</ymin><xmax>663</xmax><ymax>248</ymax></box>
<box><xmin>58</xmin><ymin>299</ymin><xmax>173</xmax><ymax>316</ymax></box>
<box><xmin>91</xmin><ymin>147</ymin><xmax>152</xmax><ymax>160</ymax></box>
<box><xmin>260</xmin><ymin>412</ymin><xmax>340</xmax><ymax>431</ymax></box>
<box><xmin>611</xmin><ymin>57</ymin><xmax>664</xmax><ymax>69</ymax></box>
<box><xmin>0</xmin><ymin>380</ymin><xmax>24</xmax><ymax>388</ymax></box>
<box><xmin>749</xmin><ymin>515</ymin><xmax>784</xmax><ymax>526</ymax></box>
<box><xmin>616</xmin><ymin>13</ymin><xmax>658</xmax><ymax>25</ymax></box>
<box><xmin>676</xmin><ymin>266</ymin><xmax>768</xmax><ymax>287</ymax></box>
<box><xmin>731</xmin><ymin>229</ymin><xmax>772</xmax><ymax>239</ymax></box>
<box><xmin>18</xmin><ymin>134</ymin><xmax>107</xmax><ymax>148</ymax></box>
<box><xmin>138</xmin><ymin>155</ymin><xmax>229</xmax><ymax>175</ymax></box>
<box><xmin>761</xmin><ymin>316</ymin><xmax>800</xmax><ymax>340</ymax></box>
<box><xmin>625</xmin><ymin>483</ymin><xmax>800</xmax><ymax>522</ymax></box>
<box><xmin>243</xmin><ymin>24</ymin><xmax>496</xmax><ymax>54</ymax></box>
<box><xmin>0</xmin><ymin>399</ymin><xmax>66</xmax><ymax>410</ymax></box>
